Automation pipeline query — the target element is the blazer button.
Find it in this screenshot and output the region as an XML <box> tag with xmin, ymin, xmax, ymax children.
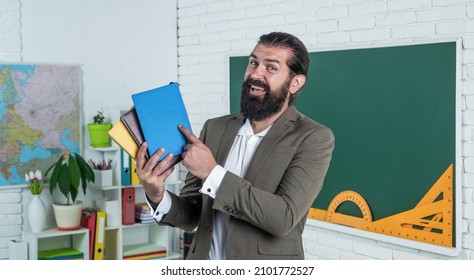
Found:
<box><xmin>208</xmin><ymin>225</ymin><xmax>213</xmax><ymax>231</ymax></box>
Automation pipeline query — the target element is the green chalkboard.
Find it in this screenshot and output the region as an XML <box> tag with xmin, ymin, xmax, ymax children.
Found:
<box><xmin>229</xmin><ymin>41</ymin><xmax>457</xmax><ymax>248</ymax></box>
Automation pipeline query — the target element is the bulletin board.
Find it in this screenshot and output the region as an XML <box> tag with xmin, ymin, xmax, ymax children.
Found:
<box><xmin>229</xmin><ymin>40</ymin><xmax>461</xmax><ymax>255</ymax></box>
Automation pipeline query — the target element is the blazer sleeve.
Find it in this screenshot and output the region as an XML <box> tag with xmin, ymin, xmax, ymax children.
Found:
<box><xmin>212</xmin><ymin>124</ymin><xmax>335</xmax><ymax>237</ymax></box>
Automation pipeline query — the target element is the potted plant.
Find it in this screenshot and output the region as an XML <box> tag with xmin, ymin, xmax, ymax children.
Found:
<box><xmin>45</xmin><ymin>153</ymin><xmax>95</xmax><ymax>230</ymax></box>
<box><xmin>87</xmin><ymin>111</ymin><xmax>113</xmax><ymax>147</ymax></box>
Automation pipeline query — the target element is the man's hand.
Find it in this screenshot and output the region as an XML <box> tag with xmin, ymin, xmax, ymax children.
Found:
<box><xmin>135</xmin><ymin>142</ymin><xmax>175</xmax><ymax>205</ymax></box>
<box><xmin>179</xmin><ymin>125</ymin><xmax>217</xmax><ymax>180</ymax></box>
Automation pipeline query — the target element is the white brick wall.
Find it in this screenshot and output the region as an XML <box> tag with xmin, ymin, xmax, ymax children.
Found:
<box><xmin>0</xmin><ymin>0</ymin><xmax>21</xmax><ymax>62</ymax></box>
<box><xmin>0</xmin><ymin>188</ymin><xmax>24</xmax><ymax>260</ymax></box>
<box><xmin>176</xmin><ymin>0</ymin><xmax>474</xmax><ymax>259</ymax></box>
<box><xmin>0</xmin><ymin>0</ymin><xmax>22</xmax><ymax>260</ymax></box>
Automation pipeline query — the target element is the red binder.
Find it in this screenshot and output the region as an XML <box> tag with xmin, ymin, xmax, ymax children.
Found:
<box><xmin>122</xmin><ymin>188</ymin><xmax>135</xmax><ymax>225</ymax></box>
<box><xmin>80</xmin><ymin>208</ymin><xmax>97</xmax><ymax>260</ymax></box>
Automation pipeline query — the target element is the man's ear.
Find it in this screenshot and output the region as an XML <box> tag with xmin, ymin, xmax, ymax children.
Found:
<box><xmin>289</xmin><ymin>74</ymin><xmax>306</xmax><ymax>94</ymax></box>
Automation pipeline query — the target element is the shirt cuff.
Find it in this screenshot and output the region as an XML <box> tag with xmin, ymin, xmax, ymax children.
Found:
<box><xmin>200</xmin><ymin>165</ymin><xmax>226</xmax><ymax>199</ymax></box>
<box><xmin>146</xmin><ymin>191</ymin><xmax>172</xmax><ymax>222</ymax></box>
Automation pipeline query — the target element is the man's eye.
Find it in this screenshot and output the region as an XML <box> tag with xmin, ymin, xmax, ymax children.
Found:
<box><xmin>268</xmin><ymin>65</ymin><xmax>277</xmax><ymax>71</ymax></box>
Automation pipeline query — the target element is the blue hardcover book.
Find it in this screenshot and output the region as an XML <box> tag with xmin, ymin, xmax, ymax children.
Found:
<box><xmin>131</xmin><ymin>82</ymin><xmax>191</xmax><ymax>174</ymax></box>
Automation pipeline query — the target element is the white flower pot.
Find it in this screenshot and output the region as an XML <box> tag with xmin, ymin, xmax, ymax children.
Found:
<box><xmin>28</xmin><ymin>195</ymin><xmax>47</xmax><ymax>233</ymax></box>
<box><xmin>52</xmin><ymin>201</ymin><xmax>83</xmax><ymax>230</ymax></box>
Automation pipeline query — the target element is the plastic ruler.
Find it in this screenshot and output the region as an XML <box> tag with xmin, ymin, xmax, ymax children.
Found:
<box><xmin>309</xmin><ymin>164</ymin><xmax>453</xmax><ymax>247</ymax></box>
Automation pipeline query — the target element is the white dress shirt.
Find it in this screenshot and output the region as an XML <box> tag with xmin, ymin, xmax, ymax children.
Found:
<box><xmin>149</xmin><ymin>119</ymin><xmax>271</xmax><ymax>260</ymax></box>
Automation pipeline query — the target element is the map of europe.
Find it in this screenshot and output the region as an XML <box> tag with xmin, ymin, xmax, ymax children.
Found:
<box><xmin>0</xmin><ymin>64</ymin><xmax>81</xmax><ymax>186</ymax></box>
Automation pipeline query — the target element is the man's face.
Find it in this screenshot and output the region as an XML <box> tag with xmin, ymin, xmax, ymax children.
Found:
<box><xmin>241</xmin><ymin>44</ymin><xmax>294</xmax><ymax>121</ymax></box>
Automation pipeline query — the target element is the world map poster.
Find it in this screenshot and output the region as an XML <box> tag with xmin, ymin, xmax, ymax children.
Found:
<box><xmin>0</xmin><ymin>64</ymin><xmax>81</xmax><ymax>187</ymax></box>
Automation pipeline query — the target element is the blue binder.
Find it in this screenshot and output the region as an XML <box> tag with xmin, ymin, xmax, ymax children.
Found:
<box><xmin>131</xmin><ymin>82</ymin><xmax>192</xmax><ymax>163</ymax></box>
<box><xmin>120</xmin><ymin>149</ymin><xmax>131</xmax><ymax>186</ymax></box>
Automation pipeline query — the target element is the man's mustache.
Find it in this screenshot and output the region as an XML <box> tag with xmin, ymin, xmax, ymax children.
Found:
<box><xmin>245</xmin><ymin>77</ymin><xmax>270</xmax><ymax>92</ymax></box>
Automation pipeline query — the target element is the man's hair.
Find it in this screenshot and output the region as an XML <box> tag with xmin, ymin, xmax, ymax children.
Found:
<box><xmin>257</xmin><ymin>32</ymin><xmax>309</xmax><ymax>78</ymax></box>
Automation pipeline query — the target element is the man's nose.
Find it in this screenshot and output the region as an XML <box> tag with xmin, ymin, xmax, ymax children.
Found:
<box><xmin>250</xmin><ymin>65</ymin><xmax>265</xmax><ymax>80</ymax></box>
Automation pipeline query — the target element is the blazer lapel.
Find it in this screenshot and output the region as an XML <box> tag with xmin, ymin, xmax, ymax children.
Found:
<box><xmin>215</xmin><ymin>114</ymin><xmax>245</xmax><ymax>165</ymax></box>
<box><xmin>244</xmin><ymin>106</ymin><xmax>299</xmax><ymax>181</ymax></box>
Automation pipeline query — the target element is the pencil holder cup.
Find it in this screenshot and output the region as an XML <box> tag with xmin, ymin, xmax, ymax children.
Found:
<box><xmin>93</xmin><ymin>169</ymin><xmax>113</xmax><ymax>187</ymax></box>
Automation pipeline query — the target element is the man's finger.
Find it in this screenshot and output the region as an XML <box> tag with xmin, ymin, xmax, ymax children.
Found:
<box><xmin>136</xmin><ymin>142</ymin><xmax>149</xmax><ymax>169</ymax></box>
<box><xmin>178</xmin><ymin>125</ymin><xmax>199</xmax><ymax>144</ymax></box>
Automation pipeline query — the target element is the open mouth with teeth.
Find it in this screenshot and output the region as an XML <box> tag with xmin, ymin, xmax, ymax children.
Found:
<box><xmin>250</xmin><ymin>85</ymin><xmax>267</xmax><ymax>97</ymax></box>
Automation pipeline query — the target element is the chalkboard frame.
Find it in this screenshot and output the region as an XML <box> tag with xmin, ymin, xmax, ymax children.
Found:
<box><xmin>228</xmin><ymin>38</ymin><xmax>462</xmax><ymax>256</ymax></box>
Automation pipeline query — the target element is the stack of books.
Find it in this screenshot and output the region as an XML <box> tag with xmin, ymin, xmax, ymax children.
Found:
<box><xmin>135</xmin><ymin>202</ymin><xmax>154</xmax><ymax>224</ymax></box>
<box><xmin>122</xmin><ymin>243</ymin><xmax>167</xmax><ymax>260</ymax></box>
<box><xmin>38</xmin><ymin>248</ymin><xmax>84</xmax><ymax>260</ymax></box>
<box><xmin>108</xmin><ymin>82</ymin><xmax>192</xmax><ymax>175</ymax></box>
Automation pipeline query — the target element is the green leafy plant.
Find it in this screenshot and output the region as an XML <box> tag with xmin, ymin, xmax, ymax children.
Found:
<box><xmin>45</xmin><ymin>153</ymin><xmax>95</xmax><ymax>205</ymax></box>
<box><xmin>92</xmin><ymin>111</ymin><xmax>106</xmax><ymax>124</ymax></box>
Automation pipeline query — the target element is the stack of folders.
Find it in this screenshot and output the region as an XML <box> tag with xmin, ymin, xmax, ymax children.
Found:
<box><xmin>38</xmin><ymin>248</ymin><xmax>84</xmax><ymax>260</ymax></box>
<box><xmin>122</xmin><ymin>243</ymin><xmax>167</xmax><ymax>260</ymax></box>
<box><xmin>135</xmin><ymin>202</ymin><xmax>154</xmax><ymax>224</ymax></box>
<box><xmin>80</xmin><ymin>208</ymin><xmax>106</xmax><ymax>260</ymax></box>
<box><xmin>108</xmin><ymin>82</ymin><xmax>192</xmax><ymax>177</ymax></box>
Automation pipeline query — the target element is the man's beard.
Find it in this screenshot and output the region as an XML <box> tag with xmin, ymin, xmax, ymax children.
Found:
<box><xmin>240</xmin><ymin>77</ymin><xmax>290</xmax><ymax>122</ymax></box>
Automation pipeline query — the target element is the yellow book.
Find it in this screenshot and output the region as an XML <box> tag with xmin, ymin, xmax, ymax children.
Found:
<box><xmin>108</xmin><ymin>120</ymin><xmax>139</xmax><ymax>159</ymax></box>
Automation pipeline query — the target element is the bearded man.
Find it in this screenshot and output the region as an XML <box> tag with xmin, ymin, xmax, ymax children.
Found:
<box><xmin>136</xmin><ymin>32</ymin><xmax>334</xmax><ymax>260</ymax></box>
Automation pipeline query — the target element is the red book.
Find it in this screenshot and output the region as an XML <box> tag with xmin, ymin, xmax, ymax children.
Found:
<box><xmin>80</xmin><ymin>208</ymin><xmax>97</xmax><ymax>260</ymax></box>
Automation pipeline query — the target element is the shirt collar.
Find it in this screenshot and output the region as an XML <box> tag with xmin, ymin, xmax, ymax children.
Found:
<box><xmin>237</xmin><ymin>119</ymin><xmax>272</xmax><ymax>137</ymax></box>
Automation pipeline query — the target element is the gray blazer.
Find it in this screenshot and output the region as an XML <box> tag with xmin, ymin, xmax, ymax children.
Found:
<box><xmin>160</xmin><ymin>105</ymin><xmax>334</xmax><ymax>260</ymax></box>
